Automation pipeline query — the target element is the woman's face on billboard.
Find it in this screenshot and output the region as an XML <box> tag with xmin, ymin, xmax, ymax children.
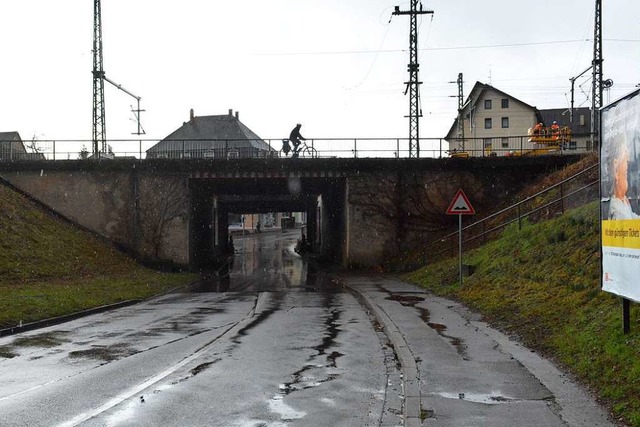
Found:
<box><xmin>614</xmin><ymin>148</ymin><xmax>629</xmax><ymax>198</ymax></box>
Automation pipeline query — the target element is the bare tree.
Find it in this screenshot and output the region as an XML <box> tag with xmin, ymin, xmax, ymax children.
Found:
<box><xmin>138</xmin><ymin>176</ymin><xmax>188</xmax><ymax>259</ymax></box>
<box><xmin>348</xmin><ymin>170</ymin><xmax>485</xmax><ymax>258</ymax></box>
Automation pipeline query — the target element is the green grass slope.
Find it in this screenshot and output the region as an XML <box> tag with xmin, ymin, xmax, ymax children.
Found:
<box><xmin>405</xmin><ymin>202</ymin><xmax>640</xmax><ymax>426</ymax></box>
<box><xmin>0</xmin><ymin>181</ymin><xmax>195</xmax><ymax>329</ymax></box>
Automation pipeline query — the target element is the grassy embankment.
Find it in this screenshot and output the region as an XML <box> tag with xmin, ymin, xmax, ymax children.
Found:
<box><xmin>0</xmin><ymin>182</ymin><xmax>196</xmax><ymax>329</ymax></box>
<box><xmin>405</xmin><ymin>201</ymin><xmax>640</xmax><ymax>426</ymax></box>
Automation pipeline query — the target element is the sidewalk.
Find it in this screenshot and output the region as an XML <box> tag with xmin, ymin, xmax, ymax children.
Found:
<box><xmin>339</xmin><ymin>274</ymin><xmax>616</xmax><ymax>427</ymax></box>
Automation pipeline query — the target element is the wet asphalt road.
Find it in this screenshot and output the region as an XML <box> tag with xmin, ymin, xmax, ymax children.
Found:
<box><xmin>0</xmin><ymin>228</ymin><xmax>616</xmax><ymax>426</ymax></box>
<box><xmin>0</xmin><ymin>229</ymin><xmax>402</xmax><ymax>427</ymax></box>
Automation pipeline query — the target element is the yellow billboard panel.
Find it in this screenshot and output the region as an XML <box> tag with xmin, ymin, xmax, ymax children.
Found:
<box><xmin>602</xmin><ymin>219</ymin><xmax>640</xmax><ymax>249</ymax></box>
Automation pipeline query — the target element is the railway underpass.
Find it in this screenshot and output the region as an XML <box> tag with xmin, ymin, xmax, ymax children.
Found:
<box><xmin>188</xmin><ymin>176</ymin><xmax>346</xmax><ymax>270</ymax></box>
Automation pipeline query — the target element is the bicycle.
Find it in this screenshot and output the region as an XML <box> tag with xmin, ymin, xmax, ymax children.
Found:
<box><xmin>280</xmin><ymin>139</ymin><xmax>317</xmax><ymax>159</ymax></box>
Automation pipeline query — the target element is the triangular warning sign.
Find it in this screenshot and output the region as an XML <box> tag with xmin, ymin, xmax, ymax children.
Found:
<box><xmin>446</xmin><ymin>189</ymin><xmax>475</xmax><ymax>215</ymax></box>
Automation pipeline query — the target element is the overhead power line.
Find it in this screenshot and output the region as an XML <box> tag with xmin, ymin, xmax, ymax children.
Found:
<box><xmin>253</xmin><ymin>38</ymin><xmax>638</xmax><ymax>57</ymax></box>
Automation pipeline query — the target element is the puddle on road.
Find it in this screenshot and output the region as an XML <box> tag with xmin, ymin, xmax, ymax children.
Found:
<box><xmin>385</xmin><ymin>294</ymin><xmax>425</xmax><ymax>306</ymax></box>
<box><xmin>229</xmin><ymin>293</ymin><xmax>285</xmax><ymax>346</ymax></box>
<box><xmin>68</xmin><ymin>342</ymin><xmax>138</xmax><ymax>362</ymax></box>
<box><xmin>377</xmin><ymin>285</ymin><xmax>470</xmax><ymax>361</ymax></box>
<box><xmin>189</xmin><ymin>358</ymin><xmax>222</xmax><ymax>376</ymax></box>
<box><xmin>0</xmin><ymin>331</ymin><xmax>71</xmax><ymax>359</ymax></box>
<box><xmin>420</xmin><ymin>310</ymin><xmax>469</xmax><ymax>361</ymax></box>
<box><xmin>12</xmin><ymin>331</ymin><xmax>71</xmax><ymax>348</ymax></box>
<box><xmin>433</xmin><ymin>391</ymin><xmax>515</xmax><ymax>405</ymax></box>
<box><xmin>313</xmin><ymin>303</ymin><xmax>342</xmax><ymax>359</ymax></box>
<box><xmin>272</xmin><ymin>296</ymin><xmax>343</xmax><ymax>417</ymax></box>
<box><xmin>0</xmin><ymin>347</ymin><xmax>18</xmax><ymax>358</ymax></box>
<box><xmin>269</xmin><ymin>395</ymin><xmax>307</xmax><ymax>422</ymax></box>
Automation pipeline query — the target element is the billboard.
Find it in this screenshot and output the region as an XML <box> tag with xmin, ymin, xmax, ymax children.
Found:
<box><xmin>601</xmin><ymin>88</ymin><xmax>640</xmax><ymax>302</ymax></box>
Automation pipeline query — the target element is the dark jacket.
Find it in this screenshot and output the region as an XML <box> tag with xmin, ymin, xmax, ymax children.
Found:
<box><xmin>289</xmin><ymin>125</ymin><xmax>305</xmax><ymax>141</ymax></box>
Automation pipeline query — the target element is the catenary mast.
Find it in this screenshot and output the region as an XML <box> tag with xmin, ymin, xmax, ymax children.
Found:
<box><xmin>591</xmin><ymin>0</ymin><xmax>603</xmax><ymax>149</ymax></box>
<box><xmin>392</xmin><ymin>1</ymin><xmax>433</xmax><ymax>158</ymax></box>
<box><xmin>92</xmin><ymin>0</ymin><xmax>106</xmax><ymax>157</ymax></box>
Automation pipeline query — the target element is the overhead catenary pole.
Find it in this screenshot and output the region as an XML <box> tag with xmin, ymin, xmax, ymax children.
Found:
<box><xmin>569</xmin><ymin>65</ymin><xmax>592</xmax><ymax>124</ymax></box>
<box><xmin>451</xmin><ymin>72</ymin><xmax>464</xmax><ymax>151</ymax></box>
<box><xmin>92</xmin><ymin>0</ymin><xmax>106</xmax><ymax>158</ymax></box>
<box><xmin>392</xmin><ymin>1</ymin><xmax>434</xmax><ymax>158</ymax></box>
<box><xmin>103</xmin><ymin>76</ymin><xmax>145</xmax><ymax>137</ymax></box>
<box><xmin>591</xmin><ymin>0</ymin><xmax>603</xmax><ymax>150</ymax></box>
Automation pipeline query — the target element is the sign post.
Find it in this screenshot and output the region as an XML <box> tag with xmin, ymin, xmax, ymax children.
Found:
<box><xmin>446</xmin><ymin>189</ymin><xmax>476</xmax><ymax>287</ymax></box>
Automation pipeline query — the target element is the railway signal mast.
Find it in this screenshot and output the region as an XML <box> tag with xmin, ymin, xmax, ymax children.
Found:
<box><xmin>392</xmin><ymin>1</ymin><xmax>433</xmax><ymax>158</ymax></box>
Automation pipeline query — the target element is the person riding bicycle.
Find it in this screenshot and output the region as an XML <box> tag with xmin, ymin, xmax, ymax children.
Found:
<box><xmin>289</xmin><ymin>123</ymin><xmax>306</xmax><ymax>157</ymax></box>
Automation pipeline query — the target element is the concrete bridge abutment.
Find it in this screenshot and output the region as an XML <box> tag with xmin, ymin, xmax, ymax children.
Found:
<box><xmin>0</xmin><ymin>155</ymin><xmax>583</xmax><ymax>270</ymax></box>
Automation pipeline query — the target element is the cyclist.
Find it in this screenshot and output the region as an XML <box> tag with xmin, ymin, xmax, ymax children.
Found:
<box><xmin>289</xmin><ymin>123</ymin><xmax>306</xmax><ymax>157</ymax></box>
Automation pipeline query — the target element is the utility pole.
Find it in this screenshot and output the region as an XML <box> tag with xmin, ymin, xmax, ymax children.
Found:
<box><xmin>591</xmin><ymin>0</ymin><xmax>603</xmax><ymax>150</ymax></box>
<box><xmin>92</xmin><ymin>0</ymin><xmax>106</xmax><ymax>158</ymax></box>
<box><xmin>449</xmin><ymin>73</ymin><xmax>464</xmax><ymax>151</ymax></box>
<box><xmin>392</xmin><ymin>1</ymin><xmax>433</xmax><ymax>158</ymax></box>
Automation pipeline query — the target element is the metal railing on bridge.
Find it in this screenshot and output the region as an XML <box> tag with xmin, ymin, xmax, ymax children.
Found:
<box><xmin>0</xmin><ymin>134</ymin><xmax>596</xmax><ymax>161</ymax></box>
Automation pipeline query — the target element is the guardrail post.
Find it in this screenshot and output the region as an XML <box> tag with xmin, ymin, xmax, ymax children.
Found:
<box><xmin>53</xmin><ymin>141</ymin><xmax>56</xmax><ymax>161</ymax></box>
<box><xmin>520</xmin><ymin>136</ymin><xmax>524</xmax><ymax>156</ymax></box>
<box><xmin>518</xmin><ymin>204</ymin><xmax>522</xmax><ymax>230</ymax></box>
<box><xmin>353</xmin><ymin>139</ymin><xmax>357</xmax><ymax>158</ymax></box>
<box><xmin>397</xmin><ymin>139</ymin><xmax>400</xmax><ymax>158</ymax></box>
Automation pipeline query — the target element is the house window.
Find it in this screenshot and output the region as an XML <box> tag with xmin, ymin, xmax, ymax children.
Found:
<box><xmin>501</xmin><ymin>117</ymin><xmax>509</xmax><ymax>128</ymax></box>
<box><xmin>579</xmin><ymin>114</ymin><xmax>585</xmax><ymax>126</ymax></box>
<box><xmin>569</xmin><ymin>141</ymin><xmax>577</xmax><ymax>150</ymax></box>
<box><xmin>484</xmin><ymin>99</ymin><xmax>492</xmax><ymax>109</ymax></box>
<box><xmin>501</xmin><ymin>99</ymin><xmax>509</xmax><ymax>108</ymax></box>
<box><xmin>484</xmin><ymin>118</ymin><xmax>492</xmax><ymax>129</ymax></box>
<box><xmin>501</xmin><ymin>138</ymin><xmax>509</xmax><ymax>148</ymax></box>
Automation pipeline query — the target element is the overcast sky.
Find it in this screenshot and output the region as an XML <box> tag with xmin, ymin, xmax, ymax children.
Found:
<box><xmin>0</xmin><ymin>0</ymin><xmax>638</xmax><ymax>150</ymax></box>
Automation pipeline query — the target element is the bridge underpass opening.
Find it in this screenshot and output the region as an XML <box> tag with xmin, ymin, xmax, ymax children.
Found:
<box><xmin>188</xmin><ymin>177</ymin><xmax>346</xmax><ymax>270</ymax></box>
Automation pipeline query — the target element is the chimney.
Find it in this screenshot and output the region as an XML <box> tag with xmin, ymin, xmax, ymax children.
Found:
<box><xmin>235</xmin><ymin>111</ymin><xmax>240</xmax><ymax>121</ymax></box>
<box><xmin>228</xmin><ymin>108</ymin><xmax>233</xmax><ymax>116</ymax></box>
<box><xmin>190</xmin><ymin>108</ymin><xmax>194</xmax><ymax>121</ymax></box>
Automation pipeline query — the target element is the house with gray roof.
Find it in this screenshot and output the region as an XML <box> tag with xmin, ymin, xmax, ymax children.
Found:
<box><xmin>146</xmin><ymin>109</ymin><xmax>275</xmax><ymax>159</ymax></box>
<box><xmin>445</xmin><ymin>82</ymin><xmax>591</xmax><ymax>157</ymax></box>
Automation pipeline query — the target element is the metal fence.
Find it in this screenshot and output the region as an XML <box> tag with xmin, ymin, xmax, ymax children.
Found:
<box><xmin>424</xmin><ymin>163</ymin><xmax>600</xmax><ymax>262</ymax></box>
<box><xmin>0</xmin><ymin>134</ymin><xmax>597</xmax><ymax>161</ymax></box>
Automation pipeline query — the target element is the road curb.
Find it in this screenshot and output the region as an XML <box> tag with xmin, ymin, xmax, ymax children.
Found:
<box><xmin>344</xmin><ymin>283</ymin><xmax>422</xmax><ymax>427</ymax></box>
<box><xmin>0</xmin><ymin>280</ymin><xmax>200</xmax><ymax>338</ymax></box>
<box><xmin>0</xmin><ymin>299</ymin><xmax>142</xmax><ymax>338</ymax></box>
